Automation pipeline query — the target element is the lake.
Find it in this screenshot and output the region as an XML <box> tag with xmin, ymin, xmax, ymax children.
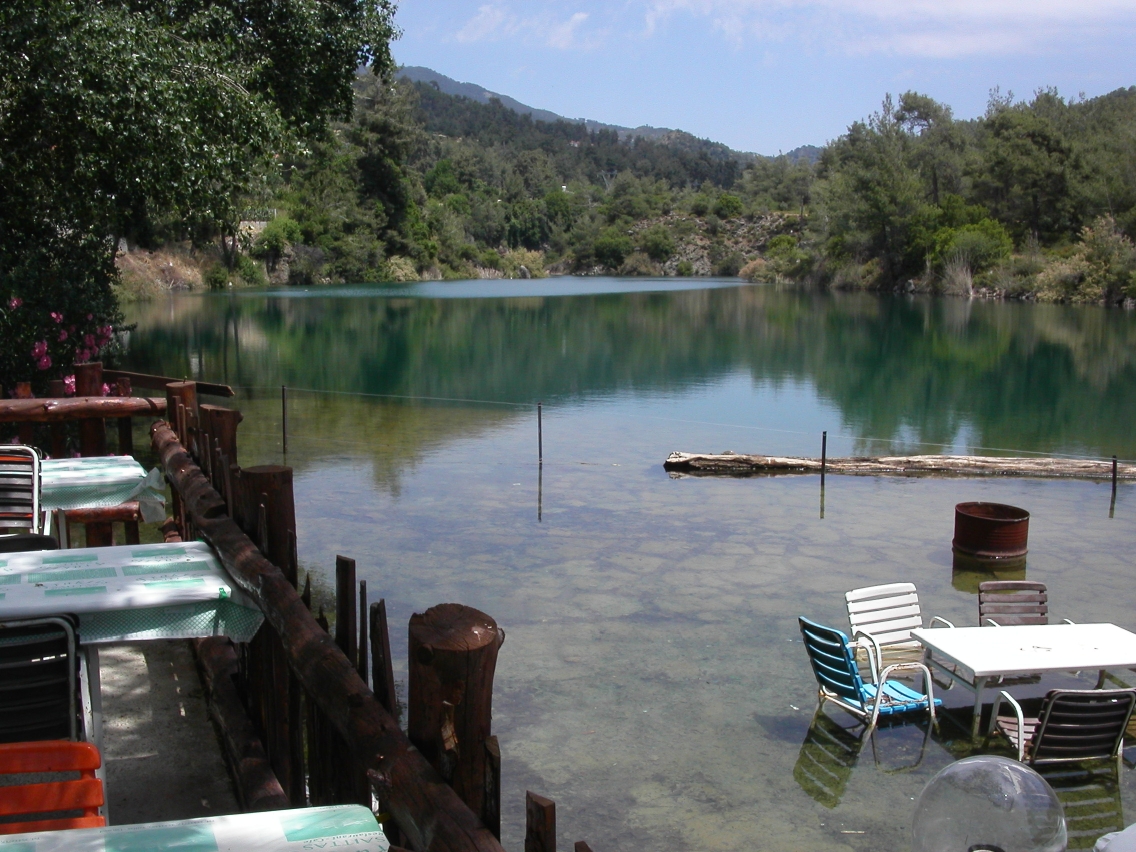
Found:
<box><xmin>122</xmin><ymin>279</ymin><xmax>1136</xmax><ymax>851</ymax></box>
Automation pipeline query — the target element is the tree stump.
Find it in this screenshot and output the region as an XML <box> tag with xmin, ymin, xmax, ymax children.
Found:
<box><xmin>408</xmin><ymin>604</ymin><xmax>504</xmax><ymax>827</ymax></box>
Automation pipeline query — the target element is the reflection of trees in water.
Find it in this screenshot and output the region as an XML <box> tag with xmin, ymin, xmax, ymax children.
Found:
<box><xmin>123</xmin><ymin>287</ymin><xmax>1136</xmax><ymax>458</ymax></box>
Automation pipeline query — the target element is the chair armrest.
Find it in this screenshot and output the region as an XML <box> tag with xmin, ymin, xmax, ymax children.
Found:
<box><xmin>989</xmin><ymin>690</ymin><xmax>1025</xmax><ymax>761</ymax></box>
<box><xmin>1062</xmin><ymin>618</ymin><xmax>1075</xmax><ymax>625</ymax></box>
<box><xmin>983</xmin><ymin>618</ymin><xmax>1002</xmax><ymax>627</ymax></box>
<box><xmin>853</xmin><ymin>630</ymin><xmax>883</xmax><ymax>685</ymax></box>
<box><xmin>928</xmin><ymin>616</ymin><xmax>954</xmax><ymax>629</ymax></box>
<box><xmin>879</xmin><ymin>661</ymin><xmax>938</xmax><ymax>727</ymax></box>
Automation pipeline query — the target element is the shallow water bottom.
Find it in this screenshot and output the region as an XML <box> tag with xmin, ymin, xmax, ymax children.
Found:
<box><xmin>231</xmin><ymin>393</ymin><xmax>1136</xmax><ymax>852</ymax></box>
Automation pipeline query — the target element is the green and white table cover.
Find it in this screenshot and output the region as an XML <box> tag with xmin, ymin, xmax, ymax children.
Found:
<box><xmin>40</xmin><ymin>456</ymin><xmax>166</xmax><ymax>522</ymax></box>
<box><xmin>0</xmin><ymin>541</ymin><xmax>263</xmax><ymax>644</ymax></box>
<box><xmin>0</xmin><ymin>805</ymin><xmax>388</xmax><ymax>851</ymax></box>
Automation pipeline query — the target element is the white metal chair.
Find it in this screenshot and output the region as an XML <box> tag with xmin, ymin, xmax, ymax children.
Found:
<box><xmin>0</xmin><ymin>445</ymin><xmax>43</xmax><ymax>535</ymax></box>
<box><xmin>845</xmin><ymin>583</ymin><xmax>954</xmax><ymax>683</ymax></box>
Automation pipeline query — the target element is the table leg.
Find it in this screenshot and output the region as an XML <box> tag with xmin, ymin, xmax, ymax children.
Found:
<box><xmin>971</xmin><ymin>677</ymin><xmax>989</xmax><ymax>741</ymax></box>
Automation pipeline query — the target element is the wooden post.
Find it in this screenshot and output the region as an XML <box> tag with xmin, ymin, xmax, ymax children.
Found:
<box><xmin>370</xmin><ymin>600</ymin><xmax>398</xmax><ymax>721</ymax></box>
<box><xmin>574</xmin><ymin>843</ymin><xmax>594</xmax><ymax>852</ymax></box>
<box><xmin>75</xmin><ymin>363</ymin><xmax>111</xmax><ymax>545</ymax></box>
<box><xmin>537</xmin><ymin>402</ymin><xmax>543</xmax><ymax>464</ymax></box>
<box><xmin>201</xmin><ymin>405</ymin><xmax>242</xmax><ymax>467</ymax></box>
<box><xmin>358</xmin><ymin>581</ymin><xmax>369</xmax><ymax>684</ymax></box>
<box><xmin>281</xmin><ymin>385</ymin><xmax>288</xmax><ymax>455</ymax></box>
<box><xmin>525</xmin><ymin>792</ymin><xmax>555</xmax><ymax>852</ymax></box>
<box><xmin>484</xmin><ymin>736</ymin><xmax>501</xmax><ymax>840</ymax></box>
<box><xmin>75</xmin><ymin>363</ymin><xmax>107</xmax><ymax>456</ymax></box>
<box><xmin>820</xmin><ymin>431</ymin><xmax>827</xmax><ymax>485</ymax></box>
<box><xmin>240</xmin><ymin>466</ymin><xmax>297</xmax><ymax>587</ymax></box>
<box><xmin>409</xmin><ymin>604</ymin><xmax>504</xmax><ymax>825</ymax></box>
<box><xmin>1111</xmin><ymin>455</ymin><xmax>1118</xmax><ymax>518</ymax></box>
<box><xmin>113</xmin><ymin>376</ymin><xmax>139</xmax><ymax>543</ymax></box>
<box><xmin>14</xmin><ymin>383</ymin><xmax>34</xmax><ymax>445</ymax></box>
<box><xmin>165</xmin><ymin>381</ymin><xmax>198</xmax><ymax>455</ymax></box>
<box><xmin>335</xmin><ymin>557</ymin><xmax>358</xmax><ymax>668</ymax></box>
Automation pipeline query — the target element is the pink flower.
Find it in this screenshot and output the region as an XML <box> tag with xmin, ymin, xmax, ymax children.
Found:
<box><xmin>77</xmin><ymin>349</ymin><xmax>91</xmax><ymax>362</ymax></box>
<box><xmin>7</xmin><ymin>297</ymin><xmax>21</xmax><ymax>309</ymax></box>
<box><xmin>63</xmin><ymin>375</ymin><xmax>76</xmax><ymax>396</ymax></box>
<box><xmin>86</xmin><ymin>314</ymin><xmax>93</xmax><ymax>321</ymax></box>
<box><xmin>36</xmin><ymin>355</ymin><xmax>51</xmax><ymax>370</ymax></box>
<box><xmin>50</xmin><ymin>312</ymin><xmax>62</xmax><ymax>324</ymax></box>
<box><xmin>31</xmin><ymin>340</ymin><xmax>47</xmax><ymax>358</ymax></box>
<box><xmin>101</xmin><ymin>383</ymin><xmax>110</xmax><ymax>397</ymax></box>
<box><xmin>58</xmin><ymin>329</ymin><xmax>68</xmax><ymax>341</ymax></box>
<box><xmin>98</xmin><ymin>325</ymin><xmax>113</xmax><ymax>339</ymax></box>
<box><xmin>83</xmin><ymin>333</ymin><xmax>95</xmax><ymax>347</ymax></box>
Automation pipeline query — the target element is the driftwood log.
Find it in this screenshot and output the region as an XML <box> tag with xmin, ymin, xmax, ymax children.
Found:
<box><xmin>151</xmin><ymin>420</ymin><xmax>505</xmax><ymax>852</ymax></box>
<box><xmin>0</xmin><ymin>396</ymin><xmax>166</xmax><ymax>422</ymax></box>
<box><xmin>664</xmin><ymin>452</ymin><xmax>1136</xmax><ymax>481</ymax></box>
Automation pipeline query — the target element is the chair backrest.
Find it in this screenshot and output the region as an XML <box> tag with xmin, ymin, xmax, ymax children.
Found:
<box><xmin>0</xmin><ymin>446</ymin><xmax>41</xmax><ymax>534</ymax></box>
<box><xmin>799</xmin><ymin>617</ymin><xmax>863</xmax><ymax>703</ymax></box>
<box><xmin>0</xmin><ymin>739</ymin><xmax>104</xmax><ymax>834</ymax></box>
<box><xmin>979</xmin><ymin>580</ymin><xmax>1048</xmax><ymax>626</ymax></box>
<box><xmin>0</xmin><ymin>533</ymin><xmax>59</xmax><ymax>554</ymax></box>
<box><xmin>845</xmin><ymin>583</ymin><xmax>922</xmax><ymax>647</ymax></box>
<box><xmin>0</xmin><ymin>616</ymin><xmax>80</xmax><ymax>743</ymax></box>
<box><xmin>1030</xmin><ymin>688</ymin><xmax>1136</xmax><ymax>765</ymax></box>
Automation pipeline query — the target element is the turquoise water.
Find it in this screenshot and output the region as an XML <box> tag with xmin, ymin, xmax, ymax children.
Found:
<box><xmin>123</xmin><ymin>280</ymin><xmax>1136</xmax><ymax>851</ymax></box>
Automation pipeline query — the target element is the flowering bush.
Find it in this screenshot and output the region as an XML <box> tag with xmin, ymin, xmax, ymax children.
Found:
<box><xmin>0</xmin><ymin>238</ymin><xmax>123</xmax><ymax>396</ymax></box>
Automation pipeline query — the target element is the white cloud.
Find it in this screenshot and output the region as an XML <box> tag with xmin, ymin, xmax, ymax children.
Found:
<box><xmin>453</xmin><ymin>6</ymin><xmax>602</xmax><ymax>50</ymax></box>
<box><xmin>642</xmin><ymin>0</ymin><xmax>1136</xmax><ymax>56</ymax></box>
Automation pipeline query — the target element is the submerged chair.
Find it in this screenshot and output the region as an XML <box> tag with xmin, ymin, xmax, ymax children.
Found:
<box><xmin>979</xmin><ymin>580</ymin><xmax>1073</xmax><ymax>626</ymax></box>
<box><xmin>987</xmin><ymin>688</ymin><xmax>1136</xmax><ymax>768</ymax></box>
<box><xmin>0</xmin><ymin>445</ymin><xmax>42</xmax><ymax>535</ymax></box>
<box><xmin>799</xmin><ymin>616</ymin><xmax>940</xmax><ymax>732</ymax></box>
<box><xmin>0</xmin><ymin>740</ymin><xmax>104</xmax><ymax>834</ymax></box>
<box><xmin>845</xmin><ymin>583</ymin><xmax>954</xmax><ymax>679</ymax></box>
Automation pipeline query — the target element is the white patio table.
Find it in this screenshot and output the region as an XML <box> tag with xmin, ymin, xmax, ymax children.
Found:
<box><xmin>40</xmin><ymin>456</ymin><xmax>166</xmax><ymax>523</ymax></box>
<box><xmin>0</xmin><ymin>540</ymin><xmax>263</xmax><ymax>644</ymax></box>
<box><xmin>912</xmin><ymin>622</ymin><xmax>1136</xmax><ymax>739</ymax></box>
<box><xmin>0</xmin><ymin>804</ymin><xmax>387</xmax><ymax>852</ymax></box>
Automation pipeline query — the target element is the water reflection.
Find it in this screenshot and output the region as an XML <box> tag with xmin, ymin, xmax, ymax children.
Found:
<box><xmin>1041</xmin><ymin>767</ymin><xmax>1125</xmax><ymax>850</ymax></box>
<box><xmin>123</xmin><ymin>282</ymin><xmax>1136</xmax><ymax>461</ymax></box>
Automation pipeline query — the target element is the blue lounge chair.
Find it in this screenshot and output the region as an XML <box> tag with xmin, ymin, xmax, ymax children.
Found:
<box><xmin>799</xmin><ymin>616</ymin><xmax>940</xmax><ymax>732</ymax></box>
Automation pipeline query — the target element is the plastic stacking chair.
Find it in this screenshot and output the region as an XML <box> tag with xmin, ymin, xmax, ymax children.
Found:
<box><xmin>978</xmin><ymin>580</ymin><xmax>1074</xmax><ymax>626</ymax></box>
<box><xmin>845</xmin><ymin>583</ymin><xmax>954</xmax><ymax>678</ymax></box>
<box><xmin>987</xmin><ymin>688</ymin><xmax>1136</xmax><ymax>768</ymax></box>
<box><xmin>0</xmin><ymin>740</ymin><xmax>104</xmax><ymax>834</ymax></box>
<box><xmin>798</xmin><ymin>616</ymin><xmax>940</xmax><ymax>733</ymax></box>
<box><xmin>0</xmin><ymin>445</ymin><xmax>42</xmax><ymax>535</ymax></box>
<box><xmin>0</xmin><ymin>616</ymin><xmax>81</xmax><ymax>743</ymax></box>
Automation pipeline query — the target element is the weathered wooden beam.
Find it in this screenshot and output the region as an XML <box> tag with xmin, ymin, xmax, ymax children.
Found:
<box><xmin>525</xmin><ymin>792</ymin><xmax>556</xmax><ymax>852</ymax></box>
<box><xmin>409</xmin><ymin>605</ymin><xmax>504</xmax><ymax>829</ymax></box>
<box><xmin>75</xmin><ymin>363</ymin><xmax>107</xmax><ymax>457</ymax></box>
<box><xmin>0</xmin><ymin>396</ymin><xmax>166</xmax><ymax>423</ymax></box>
<box><xmin>574</xmin><ymin>843</ymin><xmax>594</xmax><ymax>852</ymax></box>
<box><xmin>194</xmin><ymin>637</ymin><xmax>289</xmax><ymax>812</ymax></box>
<box><xmin>151</xmin><ymin>421</ymin><xmax>506</xmax><ymax>852</ymax></box>
<box><xmin>664</xmin><ymin>452</ymin><xmax>1136</xmax><ymax>481</ymax></box>
<box><xmin>104</xmin><ymin>369</ymin><xmax>234</xmax><ymax>398</ymax></box>
<box><xmin>370</xmin><ymin>600</ymin><xmax>398</xmax><ymax>722</ymax></box>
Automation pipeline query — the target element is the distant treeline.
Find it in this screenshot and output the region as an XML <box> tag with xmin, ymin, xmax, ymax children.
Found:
<box><xmin>230</xmin><ymin>78</ymin><xmax>1136</xmax><ymax>303</ymax></box>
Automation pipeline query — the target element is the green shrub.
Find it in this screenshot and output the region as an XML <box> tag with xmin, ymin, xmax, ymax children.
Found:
<box><xmin>930</xmin><ymin>219</ymin><xmax>1013</xmax><ymax>273</ymax></box>
<box><xmin>640</xmin><ymin>226</ymin><xmax>675</xmax><ymax>262</ymax></box>
<box><xmin>252</xmin><ymin>216</ymin><xmax>302</xmax><ymax>267</ymax></box>
<box><xmin>236</xmin><ymin>254</ymin><xmax>267</xmax><ymax>287</ymax></box>
<box><xmin>594</xmin><ymin>228</ymin><xmax>633</xmax><ymax>269</ymax></box>
<box><xmin>676</xmin><ymin>260</ymin><xmax>694</xmax><ymax>277</ymax></box>
<box><xmin>203</xmin><ymin>264</ymin><xmax>229</xmax><ymax>290</ymax></box>
<box><xmin>713</xmin><ymin>193</ymin><xmax>743</xmax><ymax>219</ymax></box>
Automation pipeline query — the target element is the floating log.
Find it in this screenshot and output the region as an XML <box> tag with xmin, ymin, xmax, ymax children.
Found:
<box><xmin>0</xmin><ymin>396</ymin><xmax>166</xmax><ymax>423</ymax></box>
<box><xmin>151</xmin><ymin>421</ymin><xmax>505</xmax><ymax>852</ymax></box>
<box><xmin>664</xmin><ymin>452</ymin><xmax>1136</xmax><ymax>481</ymax></box>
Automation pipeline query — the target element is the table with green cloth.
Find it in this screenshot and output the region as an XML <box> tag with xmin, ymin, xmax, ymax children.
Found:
<box><xmin>0</xmin><ymin>541</ymin><xmax>263</xmax><ymax>644</ymax></box>
<box><xmin>0</xmin><ymin>805</ymin><xmax>387</xmax><ymax>851</ymax></box>
<box><xmin>40</xmin><ymin>456</ymin><xmax>166</xmax><ymax>523</ymax></box>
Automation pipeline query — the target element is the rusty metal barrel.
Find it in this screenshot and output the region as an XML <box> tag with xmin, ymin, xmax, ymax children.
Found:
<box><xmin>952</xmin><ymin>502</ymin><xmax>1030</xmax><ymax>559</ymax></box>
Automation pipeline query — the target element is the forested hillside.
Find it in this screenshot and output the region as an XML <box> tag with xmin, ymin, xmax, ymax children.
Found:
<box><xmin>132</xmin><ymin>76</ymin><xmax>1136</xmax><ymax>306</ymax></box>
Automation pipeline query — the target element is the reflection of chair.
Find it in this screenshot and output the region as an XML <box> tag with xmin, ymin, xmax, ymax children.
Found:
<box><xmin>0</xmin><ymin>616</ymin><xmax>81</xmax><ymax>743</ymax></box>
<box><xmin>799</xmin><ymin>617</ymin><xmax>940</xmax><ymax>732</ymax></box>
<box><xmin>0</xmin><ymin>740</ymin><xmax>105</xmax><ymax>834</ymax></box>
<box><xmin>793</xmin><ymin>710</ymin><xmax>863</xmax><ymax>808</ymax></box>
<box><xmin>845</xmin><ymin>583</ymin><xmax>954</xmax><ymax>676</ymax></box>
<box><xmin>0</xmin><ymin>445</ymin><xmax>42</xmax><ymax>535</ymax></box>
<box><xmin>1041</xmin><ymin>766</ymin><xmax>1124</xmax><ymax>851</ymax></box>
<box><xmin>987</xmin><ymin>688</ymin><xmax>1136</xmax><ymax>767</ymax></box>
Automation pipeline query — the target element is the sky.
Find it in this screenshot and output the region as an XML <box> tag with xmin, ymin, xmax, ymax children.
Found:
<box><xmin>389</xmin><ymin>0</ymin><xmax>1136</xmax><ymax>155</ymax></box>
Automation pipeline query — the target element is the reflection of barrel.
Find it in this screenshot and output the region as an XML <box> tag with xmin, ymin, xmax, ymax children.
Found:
<box><xmin>953</xmin><ymin>502</ymin><xmax>1030</xmax><ymax>559</ymax></box>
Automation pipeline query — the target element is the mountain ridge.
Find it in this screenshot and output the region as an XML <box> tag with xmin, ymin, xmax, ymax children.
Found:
<box><xmin>396</xmin><ymin>65</ymin><xmax>820</xmax><ymax>164</ymax></box>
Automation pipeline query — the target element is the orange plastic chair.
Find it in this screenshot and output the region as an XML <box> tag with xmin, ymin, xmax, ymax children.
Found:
<box><xmin>0</xmin><ymin>740</ymin><xmax>104</xmax><ymax>834</ymax></box>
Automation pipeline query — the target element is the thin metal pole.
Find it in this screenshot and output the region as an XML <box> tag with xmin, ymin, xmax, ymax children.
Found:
<box><xmin>821</xmin><ymin>431</ymin><xmax>827</xmax><ymax>485</ymax></box>
<box><xmin>1111</xmin><ymin>455</ymin><xmax>1118</xmax><ymax>518</ymax></box>
<box><xmin>538</xmin><ymin>402</ymin><xmax>543</xmax><ymax>465</ymax></box>
<box><xmin>282</xmin><ymin>385</ymin><xmax>288</xmax><ymax>455</ymax></box>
